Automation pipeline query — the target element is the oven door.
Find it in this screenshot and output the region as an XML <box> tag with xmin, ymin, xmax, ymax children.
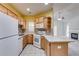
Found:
<box><xmin>33</xmin><ymin>35</ymin><xmax>41</xmax><ymax>48</ymax></box>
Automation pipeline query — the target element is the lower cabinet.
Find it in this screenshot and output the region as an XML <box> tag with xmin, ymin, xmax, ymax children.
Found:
<box><xmin>41</xmin><ymin>36</ymin><xmax>47</xmax><ymax>52</ymax></box>
<box><xmin>46</xmin><ymin>42</ymin><xmax>68</xmax><ymax>56</ymax></box>
<box><xmin>41</xmin><ymin>36</ymin><xmax>45</xmax><ymax>50</ymax></box>
<box><xmin>27</xmin><ymin>34</ymin><xmax>33</xmax><ymax>44</ymax></box>
<box><xmin>41</xmin><ymin>36</ymin><xmax>68</xmax><ymax>56</ymax></box>
<box><xmin>23</xmin><ymin>35</ymin><xmax>28</xmax><ymax>49</ymax></box>
<box><xmin>23</xmin><ymin>34</ymin><xmax>33</xmax><ymax>49</ymax></box>
<box><xmin>50</xmin><ymin>42</ymin><xmax>68</xmax><ymax>56</ymax></box>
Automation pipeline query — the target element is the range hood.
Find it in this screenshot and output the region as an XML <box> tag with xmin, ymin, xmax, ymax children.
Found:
<box><xmin>36</xmin><ymin>28</ymin><xmax>46</xmax><ymax>31</ymax></box>
<box><xmin>35</xmin><ymin>28</ymin><xmax>46</xmax><ymax>35</ymax></box>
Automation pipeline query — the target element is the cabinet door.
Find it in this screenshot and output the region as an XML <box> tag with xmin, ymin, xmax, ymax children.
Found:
<box><xmin>23</xmin><ymin>36</ymin><xmax>26</xmax><ymax>49</ymax></box>
<box><xmin>44</xmin><ymin>39</ymin><xmax>47</xmax><ymax>53</ymax></box>
<box><xmin>46</xmin><ymin>42</ymin><xmax>51</xmax><ymax>56</ymax></box>
<box><xmin>27</xmin><ymin>34</ymin><xmax>33</xmax><ymax>44</ymax></box>
<box><xmin>35</xmin><ymin>18</ymin><xmax>39</xmax><ymax>23</ymax></box>
<box><xmin>50</xmin><ymin>42</ymin><xmax>68</xmax><ymax>56</ymax></box>
<box><xmin>23</xmin><ymin>35</ymin><xmax>28</xmax><ymax>49</ymax></box>
<box><xmin>41</xmin><ymin>36</ymin><xmax>45</xmax><ymax>50</ymax></box>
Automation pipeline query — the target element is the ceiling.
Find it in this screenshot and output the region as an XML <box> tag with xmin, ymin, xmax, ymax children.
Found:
<box><xmin>10</xmin><ymin>3</ymin><xmax>53</xmax><ymax>16</ymax></box>
<box><xmin>53</xmin><ymin>3</ymin><xmax>79</xmax><ymax>22</ymax></box>
<box><xmin>9</xmin><ymin>3</ymin><xmax>79</xmax><ymax>23</ymax></box>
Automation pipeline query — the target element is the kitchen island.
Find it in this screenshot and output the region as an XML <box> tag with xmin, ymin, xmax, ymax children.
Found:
<box><xmin>41</xmin><ymin>35</ymin><xmax>75</xmax><ymax>56</ymax></box>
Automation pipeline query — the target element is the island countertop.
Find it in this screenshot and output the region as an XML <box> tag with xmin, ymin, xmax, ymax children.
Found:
<box><xmin>42</xmin><ymin>35</ymin><xmax>76</xmax><ymax>42</ymax></box>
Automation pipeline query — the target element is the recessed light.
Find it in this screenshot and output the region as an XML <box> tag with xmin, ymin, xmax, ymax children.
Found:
<box><xmin>27</xmin><ymin>8</ymin><xmax>30</xmax><ymax>11</ymax></box>
<box><xmin>44</xmin><ymin>3</ymin><xmax>48</xmax><ymax>5</ymax></box>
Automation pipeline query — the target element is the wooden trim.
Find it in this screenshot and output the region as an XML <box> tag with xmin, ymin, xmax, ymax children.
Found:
<box><xmin>0</xmin><ymin>5</ymin><xmax>7</xmax><ymax>14</ymax></box>
<box><xmin>0</xmin><ymin>4</ymin><xmax>19</xmax><ymax>19</ymax></box>
<box><xmin>0</xmin><ymin>4</ymin><xmax>17</xmax><ymax>16</ymax></box>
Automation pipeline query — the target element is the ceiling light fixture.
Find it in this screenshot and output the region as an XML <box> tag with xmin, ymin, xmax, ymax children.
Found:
<box><xmin>27</xmin><ymin>8</ymin><xmax>30</xmax><ymax>11</ymax></box>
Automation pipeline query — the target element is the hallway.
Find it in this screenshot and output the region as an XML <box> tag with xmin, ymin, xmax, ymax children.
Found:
<box><xmin>20</xmin><ymin>44</ymin><xmax>46</xmax><ymax>56</ymax></box>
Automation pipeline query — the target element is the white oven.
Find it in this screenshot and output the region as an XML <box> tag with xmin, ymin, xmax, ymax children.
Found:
<box><xmin>33</xmin><ymin>35</ymin><xmax>41</xmax><ymax>48</ymax></box>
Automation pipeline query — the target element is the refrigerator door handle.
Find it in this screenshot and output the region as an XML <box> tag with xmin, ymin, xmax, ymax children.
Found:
<box><xmin>0</xmin><ymin>34</ymin><xmax>18</xmax><ymax>40</ymax></box>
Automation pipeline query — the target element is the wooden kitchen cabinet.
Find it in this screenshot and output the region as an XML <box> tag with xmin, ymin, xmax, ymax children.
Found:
<box><xmin>46</xmin><ymin>42</ymin><xmax>68</xmax><ymax>56</ymax></box>
<box><xmin>50</xmin><ymin>42</ymin><xmax>68</xmax><ymax>56</ymax></box>
<box><xmin>23</xmin><ymin>35</ymin><xmax>28</xmax><ymax>49</ymax></box>
<box><xmin>23</xmin><ymin>34</ymin><xmax>33</xmax><ymax>49</ymax></box>
<box><xmin>41</xmin><ymin>36</ymin><xmax>47</xmax><ymax>51</ymax></box>
<box><xmin>0</xmin><ymin>5</ymin><xmax>7</xmax><ymax>14</ymax></box>
<box><xmin>44</xmin><ymin>17</ymin><xmax>51</xmax><ymax>33</ymax></box>
<box><xmin>35</xmin><ymin>17</ymin><xmax>44</xmax><ymax>23</ymax></box>
<box><xmin>41</xmin><ymin>36</ymin><xmax>68</xmax><ymax>56</ymax></box>
<box><xmin>35</xmin><ymin>17</ymin><xmax>51</xmax><ymax>35</ymax></box>
<box><xmin>41</xmin><ymin>36</ymin><xmax>45</xmax><ymax>50</ymax></box>
<box><xmin>46</xmin><ymin>41</ymin><xmax>51</xmax><ymax>56</ymax></box>
<box><xmin>27</xmin><ymin>34</ymin><xmax>33</xmax><ymax>44</ymax></box>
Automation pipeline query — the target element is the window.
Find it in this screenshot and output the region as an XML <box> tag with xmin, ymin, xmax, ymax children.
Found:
<box><xmin>28</xmin><ymin>21</ymin><xmax>34</xmax><ymax>32</ymax></box>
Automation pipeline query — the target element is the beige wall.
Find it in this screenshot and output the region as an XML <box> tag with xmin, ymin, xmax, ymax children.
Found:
<box><xmin>23</xmin><ymin>9</ymin><xmax>53</xmax><ymax>21</ymax></box>
<box><xmin>23</xmin><ymin>16</ymin><xmax>35</xmax><ymax>21</ymax></box>
<box><xmin>34</xmin><ymin>9</ymin><xmax>53</xmax><ymax>18</ymax></box>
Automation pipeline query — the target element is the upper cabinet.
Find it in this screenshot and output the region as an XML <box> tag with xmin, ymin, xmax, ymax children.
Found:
<box><xmin>0</xmin><ymin>5</ymin><xmax>7</xmax><ymax>14</ymax></box>
<box><xmin>35</xmin><ymin>16</ymin><xmax>51</xmax><ymax>34</ymax></box>
<box><xmin>39</xmin><ymin>17</ymin><xmax>44</xmax><ymax>23</ymax></box>
<box><xmin>0</xmin><ymin>4</ymin><xmax>18</xmax><ymax>19</ymax></box>
<box><xmin>44</xmin><ymin>17</ymin><xmax>51</xmax><ymax>33</ymax></box>
<box><xmin>35</xmin><ymin>17</ymin><xmax>39</xmax><ymax>23</ymax></box>
<box><xmin>7</xmin><ymin>10</ymin><xmax>17</xmax><ymax>18</ymax></box>
<box><xmin>35</xmin><ymin>17</ymin><xmax>45</xmax><ymax>28</ymax></box>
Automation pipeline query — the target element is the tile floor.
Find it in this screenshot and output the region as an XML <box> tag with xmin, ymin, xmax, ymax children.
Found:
<box><xmin>20</xmin><ymin>44</ymin><xmax>46</xmax><ymax>56</ymax></box>
<box><xmin>20</xmin><ymin>41</ymin><xmax>79</xmax><ymax>56</ymax></box>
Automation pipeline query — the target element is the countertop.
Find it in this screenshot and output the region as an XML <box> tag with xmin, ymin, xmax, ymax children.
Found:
<box><xmin>18</xmin><ymin>32</ymin><xmax>76</xmax><ymax>42</ymax></box>
<box><xmin>18</xmin><ymin>32</ymin><xmax>35</xmax><ymax>39</ymax></box>
<box><xmin>18</xmin><ymin>33</ymin><xmax>26</xmax><ymax>39</ymax></box>
<box><xmin>42</xmin><ymin>35</ymin><xmax>76</xmax><ymax>42</ymax></box>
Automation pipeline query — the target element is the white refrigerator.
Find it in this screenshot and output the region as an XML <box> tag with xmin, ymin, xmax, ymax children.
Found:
<box><xmin>0</xmin><ymin>12</ymin><xmax>22</xmax><ymax>56</ymax></box>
